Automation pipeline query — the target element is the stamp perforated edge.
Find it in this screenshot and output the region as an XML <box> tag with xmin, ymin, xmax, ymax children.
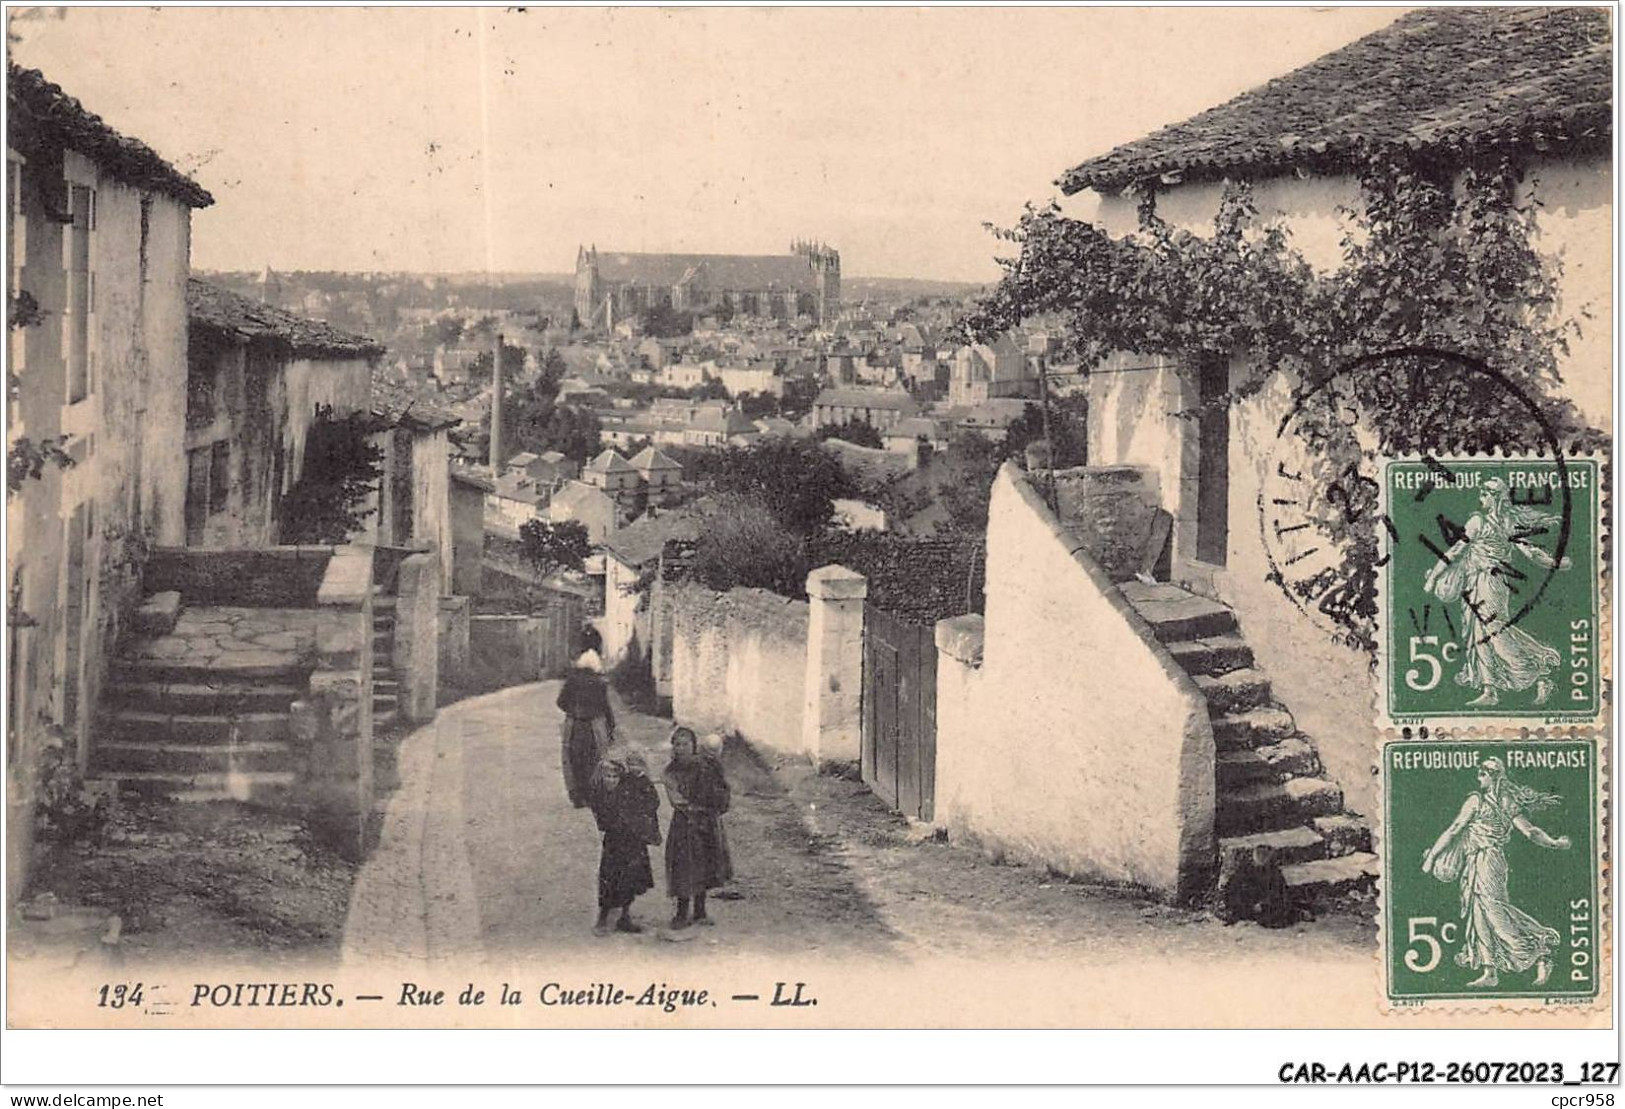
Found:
<box><xmin>1372</xmin><ymin>451</ymin><xmax>1611</xmax><ymax>739</ymax></box>
<box><xmin>1374</xmin><ymin>733</ymin><xmax>1612</xmax><ymax>1016</ymax></box>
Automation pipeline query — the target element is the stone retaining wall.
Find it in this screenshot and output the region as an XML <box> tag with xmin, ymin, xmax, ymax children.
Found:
<box><xmin>143</xmin><ymin>546</ymin><xmax>334</xmax><ymax>607</ymax></box>
<box><xmin>932</xmin><ymin>463</ymin><xmax>1215</xmax><ymax>901</ymax></box>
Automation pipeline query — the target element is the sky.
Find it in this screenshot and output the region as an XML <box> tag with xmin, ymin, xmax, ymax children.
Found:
<box><xmin>8</xmin><ymin>6</ymin><xmax>1404</xmax><ymax>282</ymax></box>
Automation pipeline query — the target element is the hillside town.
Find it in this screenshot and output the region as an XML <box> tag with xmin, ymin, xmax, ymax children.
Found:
<box><xmin>4</xmin><ymin>5</ymin><xmax>1613</xmax><ymax>1034</ymax></box>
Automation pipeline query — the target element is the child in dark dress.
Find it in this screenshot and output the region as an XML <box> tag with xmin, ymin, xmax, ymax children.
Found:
<box><xmin>662</xmin><ymin>727</ymin><xmax>733</xmax><ymax>929</ymax></box>
<box><xmin>590</xmin><ymin>750</ymin><xmax>661</xmax><ymax>936</ymax></box>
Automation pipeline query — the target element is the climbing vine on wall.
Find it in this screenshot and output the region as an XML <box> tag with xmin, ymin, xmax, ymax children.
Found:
<box><xmin>961</xmin><ymin>154</ymin><xmax>1600</xmax><ymax>650</ymax></box>
<box><xmin>278</xmin><ymin>406</ymin><xmax>385</xmax><ymax>545</ymax></box>
<box><xmin>7</xmin><ymin>287</ymin><xmax>76</xmax><ymax>497</ymax></box>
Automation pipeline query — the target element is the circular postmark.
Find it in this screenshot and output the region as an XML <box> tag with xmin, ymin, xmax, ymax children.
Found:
<box><xmin>1259</xmin><ymin>347</ymin><xmax>1574</xmax><ymax>659</ymax></box>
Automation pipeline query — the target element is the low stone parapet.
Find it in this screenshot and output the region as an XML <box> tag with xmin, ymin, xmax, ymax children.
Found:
<box><xmin>143</xmin><ymin>546</ymin><xmax>335</xmax><ymax>607</ymax></box>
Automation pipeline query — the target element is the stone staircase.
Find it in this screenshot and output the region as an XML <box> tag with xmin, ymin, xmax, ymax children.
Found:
<box><xmin>1119</xmin><ymin>581</ymin><xmax>1379</xmax><ymax>908</ymax></box>
<box><xmin>371</xmin><ymin>594</ymin><xmax>398</xmax><ymax>729</ymax></box>
<box><xmin>93</xmin><ymin>598</ymin><xmax>315</xmax><ymax>803</ymax></box>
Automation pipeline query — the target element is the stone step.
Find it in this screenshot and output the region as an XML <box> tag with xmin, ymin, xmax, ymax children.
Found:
<box><xmin>1120</xmin><ymin>582</ymin><xmax>1238</xmax><ymax>643</ymax></box>
<box><xmin>103</xmin><ymin>680</ymin><xmax>306</xmax><ymax>715</ymax></box>
<box><xmin>1211</xmin><ymin>707</ymin><xmax>1298</xmax><ymax>750</ymax></box>
<box><xmin>113</xmin><ymin>657</ymin><xmax>310</xmax><ymax>685</ymax></box>
<box><xmin>1167</xmin><ymin>635</ymin><xmax>1254</xmax><ymax>677</ymax></box>
<box><xmin>93</xmin><ymin>741</ymin><xmax>295</xmax><ymax>775</ymax></box>
<box><xmin>1216</xmin><ymin>738</ymin><xmax>1321</xmax><ymax>787</ymax></box>
<box><xmin>101</xmin><ymin>710</ymin><xmax>291</xmax><ymax>745</ymax></box>
<box><xmin>372</xmin><ymin>596</ymin><xmax>397</xmax><ymax>612</ymax></box>
<box><xmin>1218</xmin><ymin>825</ymin><xmax>1329</xmax><ymax>871</ymax></box>
<box><xmin>1280</xmin><ymin>851</ymin><xmax>1380</xmax><ymax>900</ymax></box>
<box><xmin>130</xmin><ymin>591</ymin><xmax>183</xmax><ymax>637</ymax></box>
<box><xmin>1313</xmin><ymin>814</ymin><xmax>1373</xmax><ymax>858</ymax></box>
<box><xmin>374</xmin><ymin>708</ymin><xmax>397</xmax><ymax>730</ymax></box>
<box><xmin>1217</xmin><ymin>777</ymin><xmax>1345</xmax><ymax>836</ymax></box>
<box><xmin>1197</xmin><ymin>669</ymin><xmax>1274</xmax><ymax>714</ymax></box>
<box><xmin>91</xmin><ymin>770</ymin><xmax>299</xmax><ymax>804</ymax></box>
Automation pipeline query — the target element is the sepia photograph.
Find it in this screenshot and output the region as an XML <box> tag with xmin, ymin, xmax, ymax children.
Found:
<box><xmin>1</xmin><ymin>2</ymin><xmax>1615</xmax><ymax>1073</ymax></box>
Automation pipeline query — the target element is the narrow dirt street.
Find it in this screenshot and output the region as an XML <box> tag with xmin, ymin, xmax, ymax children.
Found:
<box><xmin>343</xmin><ymin>681</ymin><xmax>1373</xmax><ymax>971</ymax></box>
<box><xmin>342</xmin><ymin>681</ymin><xmax>899</xmax><ymax>966</ymax></box>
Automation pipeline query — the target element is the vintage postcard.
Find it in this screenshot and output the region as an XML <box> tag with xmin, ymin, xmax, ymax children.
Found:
<box><xmin>2</xmin><ymin>4</ymin><xmax>1615</xmax><ymax>1052</ymax></box>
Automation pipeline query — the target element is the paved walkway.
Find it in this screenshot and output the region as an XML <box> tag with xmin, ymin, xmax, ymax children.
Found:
<box><xmin>341</xmin><ymin>681</ymin><xmax>896</xmax><ymax>968</ymax></box>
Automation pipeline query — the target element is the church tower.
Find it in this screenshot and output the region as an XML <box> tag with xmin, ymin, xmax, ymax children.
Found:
<box><xmin>794</xmin><ymin>240</ymin><xmax>841</xmax><ymax>324</ymax></box>
<box><xmin>574</xmin><ymin>245</ymin><xmax>601</xmax><ymax>328</ymax></box>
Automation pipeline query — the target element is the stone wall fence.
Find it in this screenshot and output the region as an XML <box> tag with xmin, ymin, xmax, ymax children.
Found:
<box><xmin>291</xmin><ymin>543</ymin><xmax>375</xmax><ymax>860</ymax></box>
<box><xmin>391</xmin><ymin>550</ymin><xmax>441</xmax><ymax>724</ymax></box>
<box><xmin>669</xmin><ymin>583</ymin><xmax>810</xmax><ymax>758</ymax></box>
<box><xmin>438</xmin><ymin>595</ymin><xmax>472</xmax><ymax>692</ymax></box>
<box><xmin>932</xmin><ymin>463</ymin><xmax>1215</xmax><ymax>902</ymax></box>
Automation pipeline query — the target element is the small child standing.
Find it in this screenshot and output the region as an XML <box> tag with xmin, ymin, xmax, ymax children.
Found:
<box><xmin>590</xmin><ymin>750</ymin><xmax>661</xmax><ymax>936</ymax></box>
<box><xmin>662</xmin><ymin>727</ymin><xmax>733</xmax><ymax>929</ymax></box>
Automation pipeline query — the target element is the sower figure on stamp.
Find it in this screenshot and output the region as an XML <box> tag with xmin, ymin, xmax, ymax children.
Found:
<box><xmin>1421</xmin><ymin>758</ymin><xmax>1570</xmax><ymax>988</ymax></box>
<box><xmin>557</xmin><ymin>627</ymin><xmax>615</xmax><ymax>809</ymax></box>
<box><xmin>1423</xmin><ymin>478</ymin><xmax>1570</xmax><ymax>708</ymax></box>
<box><xmin>589</xmin><ymin>750</ymin><xmax>662</xmax><ymax>936</ymax></box>
<box><xmin>662</xmin><ymin>727</ymin><xmax>733</xmax><ymax>930</ymax></box>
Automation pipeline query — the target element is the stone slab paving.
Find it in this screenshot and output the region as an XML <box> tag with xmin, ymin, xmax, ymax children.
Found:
<box><xmin>126</xmin><ymin>606</ymin><xmax>319</xmax><ymax>670</ymax></box>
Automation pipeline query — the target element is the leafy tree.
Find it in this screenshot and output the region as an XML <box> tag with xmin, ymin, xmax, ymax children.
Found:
<box><xmin>688</xmin><ymin>376</ymin><xmax>731</xmax><ymax>402</ymax></box>
<box><xmin>469</xmin><ymin>341</ymin><xmax>526</xmax><ymax>382</ymax></box>
<box><xmin>279</xmin><ymin>406</ymin><xmax>384</xmax><ymax>543</ymax></box>
<box><xmin>692</xmin><ymin>437</ymin><xmax>855</xmax><ymax>536</ymax></box>
<box><xmin>816</xmin><ymin>419</ymin><xmax>885</xmax><ymax>450</ymax></box>
<box><xmin>689</xmin><ymin>493</ymin><xmax>807</xmax><ymax>596</ymax></box>
<box><xmin>518</xmin><ymin>518</ymin><xmax>591</xmax><ymax>578</ymax></box>
<box><xmin>433</xmin><ymin>317</ymin><xmax>465</xmax><ymax>346</ymax></box>
<box><xmin>540</xmin><ymin>405</ymin><xmax>603</xmax><ymax>464</ymax></box>
<box><xmin>640</xmin><ymin>304</ymin><xmax>694</xmax><ymax>339</ymax></box>
<box><xmin>938</xmin><ymin>432</ymin><xmax>999</xmax><ymax>537</ymax></box>
<box><xmin>779</xmin><ymin>375</ymin><xmax>821</xmax><ymax>421</ymax></box>
<box><xmin>736</xmin><ymin>391</ymin><xmax>780</xmax><ymax>420</ymax></box>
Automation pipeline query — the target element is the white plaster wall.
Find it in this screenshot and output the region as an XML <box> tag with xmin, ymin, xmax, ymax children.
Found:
<box><xmin>278</xmin><ymin>357</ymin><xmax>374</xmax><ymax>490</ymax></box>
<box><xmin>934</xmin><ymin>465</ymin><xmax>1214</xmax><ymax>897</ymax></box>
<box><xmin>600</xmin><ymin>554</ymin><xmax>642</xmax><ymax>666</ymax></box>
<box><xmin>1085</xmin><ymin>353</ymin><xmax>1183</xmax><ymax>494</ymax></box>
<box><xmin>410</xmin><ymin>427</ymin><xmax>454</xmax><ymax>587</ymax></box>
<box><xmin>670</xmin><ymin>584</ymin><xmax>809</xmax><ymax>757</ymax></box>
<box><xmin>1089</xmin><ymin>158</ymin><xmax>1611</xmax><ymax>429</ymax></box>
<box><xmin>1527</xmin><ymin>156</ymin><xmax>1613</xmax><ymax>429</ymax></box>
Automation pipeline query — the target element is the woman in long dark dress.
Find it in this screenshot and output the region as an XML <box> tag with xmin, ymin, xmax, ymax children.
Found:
<box><xmin>590</xmin><ymin>751</ymin><xmax>661</xmax><ymax>935</ymax></box>
<box><xmin>662</xmin><ymin>727</ymin><xmax>733</xmax><ymax>929</ymax></box>
<box><xmin>557</xmin><ymin>642</ymin><xmax>615</xmax><ymax>809</ymax></box>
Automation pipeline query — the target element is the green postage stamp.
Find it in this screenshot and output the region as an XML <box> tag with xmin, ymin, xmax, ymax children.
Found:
<box><xmin>1383</xmin><ymin>739</ymin><xmax>1602</xmax><ymax>1007</ymax></box>
<box><xmin>1377</xmin><ymin>456</ymin><xmax>1604</xmax><ymax>733</ymax></box>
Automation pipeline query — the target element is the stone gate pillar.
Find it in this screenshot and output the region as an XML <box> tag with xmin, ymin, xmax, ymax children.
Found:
<box><xmin>802</xmin><ymin>564</ymin><xmax>867</xmax><ymax>765</ymax></box>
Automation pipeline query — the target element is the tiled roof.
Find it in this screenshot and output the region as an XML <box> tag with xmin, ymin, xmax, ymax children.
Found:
<box><xmin>449</xmin><ymin>461</ymin><xmax>495</xmax><ymax>492</ymax></box>
<box><xmin>604</xmin><ymin>503</ymin><xmax>711</xmax><ymax>568</ymax></box>
<box><xmin>189</xmin><ymin>279</ymin><xmax>385</xmax><ymax>360</ymax></box>
<box><xmin>589</xmin><ymin>251</ymin><xmax>819</xmax><ymax>291</ymax></box>
<box><xmin>1060</xmin><ymin>7</ymin><xmax>1612</xmax><ymax>195</ymax></box>
<box><xmin>628</xmin><ymin>446</ymin><xmax>682</xmax><ymax>471</ymax></box>
<box><xmin>7</xmin><ymin>65</ymin><xmax>214</xmax><ymax>208</ymax></box>
<box><xmin>814</xmin><ymin>388</ymin><xmax>920</xmax><ymax>412</ymax></box>
<box><xmin>370</xmin><ymin>367</ymin><xmax>460</xmax><ymax>430</ymax></box>
<box><xmin>585</xmin><ymin>448</ymin><xmax>636</xmax><ymax>474</ymax></box>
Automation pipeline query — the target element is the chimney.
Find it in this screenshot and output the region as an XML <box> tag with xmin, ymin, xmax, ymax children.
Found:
<box><xmin>488</xmin><ymin>330</ymin><xmax>504</xmax><ymax>472</ymax></box>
